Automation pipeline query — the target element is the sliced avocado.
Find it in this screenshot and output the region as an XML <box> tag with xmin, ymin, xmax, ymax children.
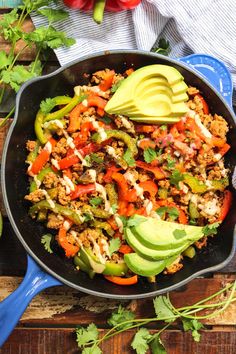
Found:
<box><xmin>129</xmin><ymin>117</ymin><xmax>180</xmax><ymax>123</ymax></box>
<box><xmin>131</xmin><ymin>217</ymin><xmax>204</xmax><ymax>250</ymax></box>
<box><xmin>172</xmin><ymin>92</ymin><xmax>189</xmax><ymax>103</ymax></box>
<box><xmin>171</xmin><ymin>80</ymin><xmax>188</xmax><ymax>94</ymax></box>
<box><xmin>124</xmin><ymin>252</ymin><xmax>177</xmax><ymax>277</ymax></box>
<box><xmin>135</xmin><ymin>77</ymin><xmax>169</xmax><ymax>96</ymax></box>
<box><xmin>105</xmin><ymin>64</ymin><xmax>186</xmax><ymax>114</ymax></box>
<box><xmin>171</xmin><ymin>102</ymin><xmax>188</xmax><ymax>115</ymax></box>
<box><xmin>125</xmin><ymin>228</ymin><xmax>189</xmax><ymax>260</ymax></box>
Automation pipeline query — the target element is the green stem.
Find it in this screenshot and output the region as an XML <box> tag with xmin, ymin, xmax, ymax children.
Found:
<box><xmin>0</xmin><ymin>106</ymin><xmax>16</xmax><ymax>128</ymax></box>
<box><xmin>93</xmin><ymin>0</ymin><xmax>106</xmax><ymax>24</ymax></box>
<box><xmin>31</xmin><ymin>48</ymin><xmax>41</xmax><ymax>73</ymax></box>
<box><xmin>0</xmin><ymin>85</ymin><xmax>6</xmax><ymax>105</ymax></box>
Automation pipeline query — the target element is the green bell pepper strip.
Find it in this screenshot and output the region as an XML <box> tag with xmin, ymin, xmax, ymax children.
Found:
<box><xmin>183</xmin><ymin>246</ymin><xmax>196</xmax><ymax>258</ymax></box>
<box><xmin>74</xmin><ymin>256</ymin><xmax>96</xmax><ymax>279</ymax></box>
<box><xmin>26</xmin><ymin>140</ymin><xmax>40</xmax><ymax>163</ymax></box>
<box><xmin>158</xmin><ymin>187</ymin><xmax>168</xmax><ymax>199</ymax></box>
<box><xmin>43</xmin><ymin>96</ymin><xmax>72</xmax><ymax>114</ymax></box>
<box><xmin>29</xmin><ymin>200</ymin><xmax>82</xmax><ymax>225</ymax></box>
<box><xmin>30</xmin><ymin>167</ymin><xmax>56</xmax><ymax>193</ymax></box>
<box><xmin>105</xmin><ymin>183</ymin><xmax>118</xmax><ymax>207</ymax></box>
<box><xmin>79</xmin><ymin>248</ymin><xmax>128</xmax><ymax>276</ymax></box>
<box><xmin>93</xmin><ymin>220</ymin><xmax>114</xmax><ymax>237</ymax></box>
<box><xmin>37</xmin><ymin>209</ymin><xmax>47</xmax><ymax>222</ymax></box>
<box><xmin>183</xmin><ymin>174</ymin><xmax>229</xmax><ymax>194</ymax></box>
<box><xmin>34</xmin><ymin>110</ymin><xmax>49</xmax><ymax>144</ymax></box>
<box><xmin>102</xmin><ymin>261</ymin><xmax>128</xmax><ymax>276</ymax></box>
<box><xmin>44</xmin><ymin>95</ymin><xmax>82</xmax><ymax>122</ymax></box>
<box><xmin>47</xmin><ymin>188</ymin><xmax>58</xmax><ymax>200</ymax></box>
<box><xmin>92</xmin><ymin>129</ymin><xmax>138</xmax><ymax>156</ymax></box>
<box><xmin>82</xmin><ymin>205</ymin><xmax>111</xmax><ymax>219</ymax></box>
<box><xmin>188</xmin><ymin>201</ymin><xmax>200</xmax><ymax>219</ymax></box>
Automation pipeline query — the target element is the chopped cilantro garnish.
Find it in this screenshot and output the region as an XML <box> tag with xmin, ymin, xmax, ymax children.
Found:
<box><xmin>170</xmin><ymin>169</ymin><xmax>184</xmax><ymax>188</ymax></box>
<box><xmin>143</xmin><ymin>147</ymin><xmax>157</xmax><ymax>163</ymax></box>
<box><xmin>89</xmin><ymin>197</ymin><xmax>103</xmax><ymax>206</ymax></box>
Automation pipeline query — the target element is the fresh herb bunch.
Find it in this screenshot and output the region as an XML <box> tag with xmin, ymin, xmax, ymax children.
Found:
<box><xmin>75</xmin><ymin>281</ymin><xmax>236</xmax><ymax>353</ymax></box>
<box><xmin>0</xmin><ymin>0</ymin><xmax>75</xmax><ymax>127</ymax></box>
<box><xmin>152</xmin><ymin>38</ymin><xmax>171</xmax><ymax>56</ymax></box>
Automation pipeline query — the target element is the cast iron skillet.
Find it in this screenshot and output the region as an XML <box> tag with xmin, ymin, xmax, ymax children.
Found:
<box><xmin>2</xmin><ymin>50</ymin><xmax>236</xmax><ymax>300</ymax></box>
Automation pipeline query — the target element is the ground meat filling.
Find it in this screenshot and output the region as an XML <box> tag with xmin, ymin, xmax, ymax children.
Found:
<box><xmin>25</xmin><ymin>67</ymin><xmax>231</xmax><ymax>282</ymax></box>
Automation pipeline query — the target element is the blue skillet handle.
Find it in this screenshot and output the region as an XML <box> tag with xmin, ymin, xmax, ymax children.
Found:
<box><xmin>0</xmin><ymin>255</ymin><xmax>62</xmax><ymax>347</ymax></box>
<box><xmin>178</xmin><ymin>54</ymin><xmax>233</xmax><ymax>108</ymax></box>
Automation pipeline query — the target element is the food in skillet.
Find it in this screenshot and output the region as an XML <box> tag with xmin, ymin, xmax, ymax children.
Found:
<box><xmin>25</xmin><ymin>65</ymin><xmax>232</xmax><ymax>285</ymax></box>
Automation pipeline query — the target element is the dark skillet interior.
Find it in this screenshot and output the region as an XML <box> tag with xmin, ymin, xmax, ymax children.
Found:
<box><xmin>2</xmin><ymin>51</ymin><xmax>236</xmax><ymax>298</ymax></box>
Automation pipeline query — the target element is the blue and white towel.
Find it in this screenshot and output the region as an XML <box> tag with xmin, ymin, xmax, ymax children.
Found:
<box><xmin>32</xmin><ymin>0</ymin><xmax>236</xmax><ymax>99</ymax></box>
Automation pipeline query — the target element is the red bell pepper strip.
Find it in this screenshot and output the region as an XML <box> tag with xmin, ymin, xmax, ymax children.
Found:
<box><xmin>58</xmin><ymin>143</ymin><xmax>101</xmax><ymax>170</ymax></box>
<box><xmin>135</xmin><ymin>125</ymin><xmax>155</xmax><ymax>134</ymax></box>
<box><xmin>118</xmin><ymin>200</ymin><xmax>128</xmax><ymax>215</ymax></box>
<box><xmin>136</xmin><ymin>160</ymin><xmax>165</xmax><ymax>180</ymax></box>
<box><xmin>68</xmin><ymin>102</ymin><xmax>88</xmax><ymax>133</ymax></box>
<box><xmin>195</xmin><ymin>94</ymin><xmax>209</xmax><ymax>114</ymax></box>
<box><xmin>119</xmin><ymin>244</ymin><xmax>133</xmax><ymax>254</ymax></box>
<box><xmin>103</xmin><ymin>165</ymin><xmax>122</xmax><ymax>183</ymax></box>
<box><xmin>99</xmin><ymin>70</ymin><xmax>115</xmax><ymax>91</ymax></box>
<box><xmin>107</xmin><ymin>216</ymin><xmax>119</xmax><ymax>230</ymax></box>
<box><xmin>157</xmin><ymin>200</ymin><xmax>188</xmax><ymax>224</ymax></box>
<box><xmin>139</xmin><ymin>181</ymin><xmax>158</xmax><ymax>198</ymax></box>
<box><xmin>125</xmin><ymin>68</ymin><xmax>134</xmax><ymax>76</ymax></box>
<box><xmin>138</xmin><ymin>138</ymin><xmax>156</xmax><ymax>150</ymax></box>
<box><xmin>111</xmin><ymin>172</ymin><xmax>129</xmax><ymax>200</ymax></box>
<box><xmin>57</xmin><ymin>225</ymin><xmax>79</xmax><ymax>258</ymax></box>
<box><xmin>218</xmin><ymin>143</ymin><xmax>230</xmax><ymax>157</ymax></box>
<box><xmin>104</xmin><ymin>274</ymin><xmax>138</xmax><ymax>285</ymax></box>
<box><xmin>218</xmin><ymin>190</ymin><xmax>232</xmax><ymax>221</ymax></box>
<box><xmin>70</xmin><ymin>183</ymin><xmax>96</xmax><ymax>200</ymax></box>
<box><xmin>29</xmin><ymin>138</ymin><xmax>56</xmax><ymax>175</ymax></box>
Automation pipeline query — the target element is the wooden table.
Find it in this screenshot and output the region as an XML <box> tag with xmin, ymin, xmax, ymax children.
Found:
<box><xmin>0</xmin><ymin>9</ymin><xmax>236</xmax><ymax>354</ymax></box>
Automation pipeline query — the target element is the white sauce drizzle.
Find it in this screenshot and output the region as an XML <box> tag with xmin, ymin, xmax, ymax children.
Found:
<box><xmin>51</xmin><ymin>158</ymin><xmax>60</xmax><ymax>170</ymax></box>
<box><xmin>41</xmin><ymin>189</ymin><xmax>55</xmax><ymax>208</ymax></box>
<box><xmin>95</xmin><ymin>183</ymin><xmax>111</xmax><ymax>212</ymax></box>
<box><xmin>124</xmin><ymin>171</ymin><xmax>144</xmax><ymax>200</ymax></box>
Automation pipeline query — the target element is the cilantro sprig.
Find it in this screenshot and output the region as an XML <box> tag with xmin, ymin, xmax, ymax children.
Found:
<box><xmin>75</xmin><ymin>281</ymin><xmax>236</xmax><ymax>354</ymax></box>
<box><xmin>41</xmin><ymin>233</ymin><xmax>53</xmax><ymax>254</ymax></box>
<box><xmin>0</xmin><ymin>0</ymin><xmax>75</xmax><ymax>127</ymax></box>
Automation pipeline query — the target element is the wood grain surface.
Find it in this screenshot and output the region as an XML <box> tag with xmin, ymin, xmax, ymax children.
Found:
<box><xmin>0</xmin><ymin>9</ymin><xmax>236</xmax><ymax>354</ymax></box>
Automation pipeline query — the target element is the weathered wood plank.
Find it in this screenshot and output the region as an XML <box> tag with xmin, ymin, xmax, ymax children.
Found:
<box><xmin>0</xmin><ymin>275</ymin><xmax>235</xmax><ymax>325</ymax></box>
<box><xmin>0</xmin><ymin>328</ymin><xmax>236</xmax><ymax>354</ymax></box>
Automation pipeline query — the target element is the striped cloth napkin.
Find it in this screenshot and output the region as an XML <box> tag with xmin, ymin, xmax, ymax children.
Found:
<box><xmin>31</xmin><ymin>0</ymin><xmax>236</xmax><ymax>102</ymax></box>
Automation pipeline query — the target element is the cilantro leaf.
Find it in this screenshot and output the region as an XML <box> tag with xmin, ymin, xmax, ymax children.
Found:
<box><xmin>100</xmin><ymin>115</ymin><xmax>112</xmax><ymax>124</ymax></box>
<box><xmin>82</xmin><ymin>346</ymin><xmax>102</xmax><ymax>354</ymax></box>
<box><xmin>202</xmin><ymin>222</ymin><xmax>220</xmax><ymax>236</ymax></box>
<box><xmin>173</xmin><ymin>229</ymin><xmax>187</xmax><ymax>239</ymax></box>
<box><xmin>76</xmin><ymin>323</ymin><xmax>99</xmax><ymax>347</ymax></box>
<box><xmin>123</xmin><ymin>148</ymin><xmax>136</xmax><ymax>167</ymax></box>
<box><xmin>37</xmin><ymin>8</ymin><xmax>69</xmax><ymax>24</ymax></box>
<box><xmin>150</xmin><ymin>336</ymin><xmax>167</xmax><ymax>354</ymax></box>
<box><xmin>166</xmin><ymin>155</ymin><xmax>175</xmax><ymax>170</ymax></box>
<box><xmin>127</xmin><ymin>215</ymin><xmax>145</xmax><ymax>228</ymax></box>
<box><xmin>143</xmin><ymin>147</ymin><xmax>157</xmax><ymax>163</ymax></box>
<box><xmin>156</xmin><ymin>207</ymin><xmax>179</xmax><ymax>221</ymax></box>
<box><xmin>131</xmin><ymin>328</ymin><xmax>152</xmax><ymax>354</ymax></box>
<box><xmin>89</xmin><ymin>197</ymin><xmax>103</xmax><ymax>206</ymax></box>
<box><xmin>1</xmin><ymin>65</ymin><xmax>37</xmax><ymax>92</ymax></box>
<box><xmin>109</xmin><ymin>238</ymin><xmax>121</xmax><ymax>255</ymax></box>
<box><xmin>41</xmin><ymin>233</ymin><xmax>53</xmax><ymax>254</ymax></box>
<box><xmin>153</xmin><ymin>296</ymin><xmax>175</xmax><ymax>322</ymax></box>
<box><xmin>40</xmin><ymin>98</ymin><xmax>56</xmax><ymax>114</ymax></box>
<box><xmin>153</xmin><ymin>38</ymin><xmax>171</xmax><ymax>56</ymax></box>
<box><xmin>182</xmin><ymin>318</ymin><xmax>204</xmax><ymax>342</ymax></box>
<box><xmin>107</xmin><ymin>305</ymin><xmax>135</xmax><ymax>330</ymax></box>
<box><xmin>170</xmin><ymin>169</ymin><xmax>184</xmax><ymax>188</ymax></box>
<box><xmin>0</xmin><ymin>51</ymin><xmax>12</xmax><ymax>70</ymax></box>
<box><xmin>25</xmin><ymin>26</ymin><xmax>75</xmax><ymax>50</ymax></box>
